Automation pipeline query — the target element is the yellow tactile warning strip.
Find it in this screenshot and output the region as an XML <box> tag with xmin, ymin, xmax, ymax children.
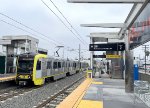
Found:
<box><xmin>77</xmin><ymin>100</ymin><xmax>103</xmax><ymax>108</ymax></box>
<box><xmin>57</xmin><ymin>79</ymin><xmax>103</xmax><ymax>108</ymax></box>
<box><xmin>56</xmin><ymin>79</ymin><xmax>93</xmax><ymax>108</ymax></box>
<box><xmin>0</xmin><ymin>76</ymin><xmax>16</xmax><ymax>82</ymax></box>
<box><xmin>76</xmin><ymin>81</ymin><xmax>103</xmax><ymax>108</ymax></box>
<box><xmin>92</xmin><ymin>81</ymin><xmax>103</xmax><ymax>85</ymax></box>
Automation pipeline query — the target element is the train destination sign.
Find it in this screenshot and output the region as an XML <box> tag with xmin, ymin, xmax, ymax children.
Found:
<box><xmin>89</xmin><ymin>43</ymin><xmax>125</xmax><ymax>51</ymax></box>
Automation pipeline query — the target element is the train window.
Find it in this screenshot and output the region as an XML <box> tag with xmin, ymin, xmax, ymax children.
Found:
<box><xmin>47</xmin><ymin>61</ymin><xmax>51</xmax><ymax>69</ymax></box>
<box><xmin>36</xmin><ymin>61</ymin><xmax>41</xmax><ymax>70</ymax></box>
<box><xmin>58</xmin><ymin>62</ymin><xmax>61</xmax><ymax>68</ymax></box>
<box><xmin>53</xmin><ymin>62</ymin><xmax>57</xmax><ymax>69</ymax></box>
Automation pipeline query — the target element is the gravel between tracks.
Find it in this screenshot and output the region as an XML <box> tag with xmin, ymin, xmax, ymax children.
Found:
<box><xmin>0</xmin><ymin>72</ymin><xmax>85</xmax><ymax>108</ymax></box>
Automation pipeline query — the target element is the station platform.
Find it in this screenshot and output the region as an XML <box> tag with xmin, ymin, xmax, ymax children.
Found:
<box><xmin>0</xmin><ymin>73</ymin><xmax>16</xmax><ymax>82</ymax></box>
<box><xmin>57</xmin><ymin>73</ymin><xmax>148</xmax><ymax>108</ymax></box>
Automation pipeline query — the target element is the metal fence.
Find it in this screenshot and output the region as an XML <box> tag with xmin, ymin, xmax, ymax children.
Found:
<box><xmin>134</xmin><ymin>80</ymin><xmax>150</xmax><ymax>107</ymax></box>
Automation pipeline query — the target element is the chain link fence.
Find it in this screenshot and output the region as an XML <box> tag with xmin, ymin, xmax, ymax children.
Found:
<box><xmin>134</xmin><ymin>80</ymin><xmax>150</xmax><ymax>107</ymax></box>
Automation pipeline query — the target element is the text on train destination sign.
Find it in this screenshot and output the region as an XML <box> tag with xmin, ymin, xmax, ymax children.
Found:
<box><xmin>89</xmin><ymin>43</ymin><xmax>125</xmax><ymax>51</ymax></box>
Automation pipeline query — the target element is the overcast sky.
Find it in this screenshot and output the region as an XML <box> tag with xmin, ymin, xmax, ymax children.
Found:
<box><xmin>0</xmin><ymin>0</ymin><xmax>136</xmax><ymax>59</ymax></box>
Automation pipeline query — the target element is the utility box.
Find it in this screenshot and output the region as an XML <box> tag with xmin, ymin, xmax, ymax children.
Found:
<box><xmin>134</xmin><ymin>64</ymin><xmax>139</xmax><ymax>80</ymax></box>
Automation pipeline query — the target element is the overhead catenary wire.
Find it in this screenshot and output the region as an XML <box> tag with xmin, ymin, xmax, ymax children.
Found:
<box><xmin>0</xmin><ymin>12</ymin><xmax>64</xmax><ymax>46</ymax></box>
<box><xmin>41</xmin><ymin>0</ymin><xmax>87</xmax><ymax>46</ymax></box>
<box><xmin>0</xmin><ymin>19</ymin><xmax>80</xmax><ymax>58</ymax></box>
<box><xmin>0</xmin><ymin>19</ymin><xmax>58</xmax><ymax>46</ymax></box>
<box><xmin>49</xmin><ymin>0</ymin><xmax>88</xmax><ymax>45</ymax></box>
<box><xmin>0</xmin><ymin>12</ymin><xmax>83</xmax><ymax>58</ymax></box>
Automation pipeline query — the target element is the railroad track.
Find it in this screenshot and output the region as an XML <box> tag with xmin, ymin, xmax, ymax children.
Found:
<box><xmin>33</xmin><ymin>76</ymin><xmax>85</xmax><ymax>108</ymax></box>
<box><xmin>0</xmin><ymin>86</ymin><xmax>39</xmax><ymax>102</ymax></box>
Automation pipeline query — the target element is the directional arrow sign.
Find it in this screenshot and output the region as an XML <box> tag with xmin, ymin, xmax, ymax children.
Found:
<box><xmin>89</xmin><ymin>43</ymin><xmax>125</xmax><ymax>51</ymax></box>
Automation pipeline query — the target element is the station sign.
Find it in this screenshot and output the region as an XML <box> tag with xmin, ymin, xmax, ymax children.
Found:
<box><xmin>93</xmin><ymin>55</ymin><xmax>106</xmax><ymax>58</ymax></box>
<box><xmin>106</xmin><ymin>55</ymin><xmax>122</xmax><ymax>58</ymax></box>
<box><xmin>89</xmin><ymin>43</ymin><xmax>125</xmax><ymax>51</ymax></box>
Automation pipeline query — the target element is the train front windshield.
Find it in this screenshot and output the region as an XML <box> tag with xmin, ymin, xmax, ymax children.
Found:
<box><xmin>17</xmin><ymin>60</ymin><xmax>34</xmax><ymax>74</ymax></box>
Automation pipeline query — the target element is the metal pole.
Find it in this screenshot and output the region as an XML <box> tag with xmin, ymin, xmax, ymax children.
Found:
<box><xmin>79</xmin><ymin>44</ymin><xmax>81</xmax><ymax>67</ymax></box>
<box><xmin>145</xmin><ymin>45</ymin><xmax>146</xmax><ymax>74</ymax></box>
<box><xmin>5</xmin><ymin>46</ymin><xmax>8</xmax><ymax>74</ymax></box>
<box><xmin>90</xmin><ymin>37</ymin><xmax>93</xmax><ymax>69</ymax></box>
<box><xmin>63</xmin><ymin>47</ymin><xmax>64</xmax><ymax>59</ymax></box>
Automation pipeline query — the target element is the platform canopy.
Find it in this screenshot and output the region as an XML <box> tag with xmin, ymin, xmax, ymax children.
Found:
<box><xmin>67</xmin><ymin>0</ymin><xmax>145</xmax><ymax>3</ymax></box>
<box><xmin>81</xmin><ymin>23</ymin><xmax>126</xmax><ymax>28</ymax></box>
<box><xmin>89</xmin><ymin>32</ymin><xmax>119</xmax><ymax>42</ymax></box>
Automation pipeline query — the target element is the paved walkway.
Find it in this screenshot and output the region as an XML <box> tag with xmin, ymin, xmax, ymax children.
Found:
<box><xmin>94</xmin><ymin>72</ymin><xmax>148</xmax><ymax>108</ymax></box>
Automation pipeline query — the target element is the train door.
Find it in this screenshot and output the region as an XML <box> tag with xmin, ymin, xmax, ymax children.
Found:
<box><xmin>70</xmin><ymin>62</ymin><xmax>73</xmax><ymax>72</ymax></box>
<box><xmin>58</xmin><ymin>61</ymin><xmax>62</xmax><ymax>74</ymax></box>
<box><xmin>41</xmin><ymin>58</ymin><xmax>47</xmax><ymax>77</ymax></box>
<box><xmin>53</xmin><ymin>61</ymin><xmax>58</xmax><ymax>75</ymax></box>
<box><xmin>47</xmin><ymin>60</ymin><xmax>52</xmax><ymax>76</ymax></box>
<box><xmin>66</xmin><ymin>62</ymin><xmax>68</xmax><ymax>73</ymax></box>
<box><xmin>73</xmin><ymin>62</ymin><xmax>76</xmax><ymax>74</ymax></box>
<box><xmin>36</xmin><ymin>60</ymin><xmax>42</xmax><ymax>78</ymax></box>
<box><xmin>62</xmin><ymin>61</ymin><xmax>65</xmax><ymax>73</ymax></box>
<box><xmin>69</xmin><ymin>62</ymin><xmax>72</xmax><ymax>72</ymax></box>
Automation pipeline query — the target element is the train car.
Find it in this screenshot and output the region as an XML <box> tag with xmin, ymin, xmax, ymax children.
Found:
<box><xmin>66</xmin><ymin>60</ymin><xmax>75</xmax><ymax>75</ymax></box>
<box><xmin>16</xmin><ymin>53</ymin><xmax>88</xmax><ymax>86</ymax></box>
<box><xmin>75</xmin><ymin>61</ymin><xmax>80</xmax><ymax>73</ymax></box>
<box><xmin>16</xmin><ymin>53</ymin><xmax>66</xmax><ymax>85</ymax></box>
<box><xmin>80</xmin><ymin>62</ymin><xmax>88</xmax><ymax>71</ymax></box>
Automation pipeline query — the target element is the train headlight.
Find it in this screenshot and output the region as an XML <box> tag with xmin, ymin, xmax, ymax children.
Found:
<box><xmin>28</xmin><ymin>76</ymin><xmax>31</xmax><ymax>79</ymax></box>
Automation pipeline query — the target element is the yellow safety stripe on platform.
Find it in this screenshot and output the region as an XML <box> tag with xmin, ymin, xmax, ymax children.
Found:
<box><xmin>92</xmin><ymin>81</ymin><xmax>103</xmax><ymax>84</ymax></box>
<box><xmin>77</xmin><ymin>100</ymin><xmax>103</xmax><ymax>108</ymax></box>
<box><xmin>74</xmin><ymin>81</ymin><xmax>103</xmax><ymax>107</ymax></box>
<box><xmin>73</xmin><ymin>90</ymin><xmax>87</xmax><ymax>108</ymax></box>
<box><xmin>56</xmin><ymin>79</ymin><xmax>92</xmax><ymax>108</ymax></box>
<box><xmin>0</xmin><ymin>76</ymin><xmax>16</xmax><ymax>81</ymax></box>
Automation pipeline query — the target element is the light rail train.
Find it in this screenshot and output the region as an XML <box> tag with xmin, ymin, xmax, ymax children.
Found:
<box><xmin>16</xmin><ymin>53</ymin><xmax>88</xmax><ymax>85</ymax></box>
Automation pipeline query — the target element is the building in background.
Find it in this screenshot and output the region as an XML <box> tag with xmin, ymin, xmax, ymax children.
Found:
<box><xmin>0</xmin><ymin>35</ymin><xmax>39</xmax><ymax>74</ymax></box>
